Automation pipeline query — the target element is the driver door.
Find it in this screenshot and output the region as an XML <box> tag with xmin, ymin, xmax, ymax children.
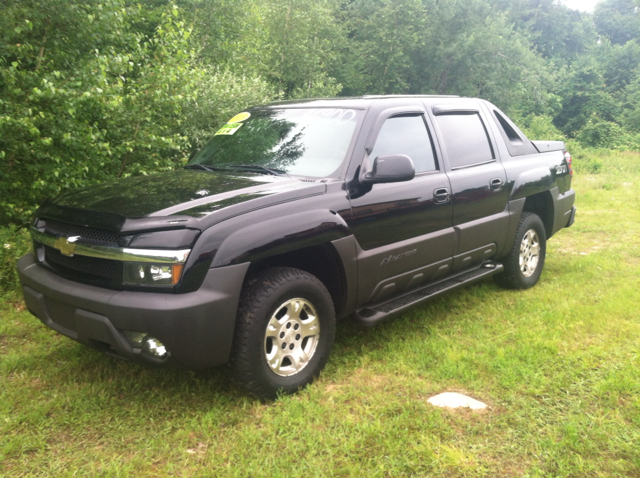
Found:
<box><xmin>345</xmin><ymin>112</ymin><xmax>454</xmax><ymax>305</ymax></box>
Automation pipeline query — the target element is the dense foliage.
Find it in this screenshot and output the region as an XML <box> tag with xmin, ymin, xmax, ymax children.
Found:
<box><xmin>1</xmin><ymin>0</ymin><xmax>640</xmax><ymax>225</ymax></box>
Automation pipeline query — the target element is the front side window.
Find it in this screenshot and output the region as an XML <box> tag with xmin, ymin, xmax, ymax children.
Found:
<box><xmin>369</xmin><ymin>115</ymin><xmax>437</xmax><ymax>173</ymax></box>
<box><xmin>189</xmin><ymin>108</ymin><xmax>363</xmax><ymax>178</ymax></box>
<box><xmin>435</xmin><ymin>113</ymin><xmax>494</xmax><ymax>169</ymax></box>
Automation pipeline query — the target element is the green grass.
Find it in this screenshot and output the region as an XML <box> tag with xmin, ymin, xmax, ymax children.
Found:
<box><xmin>2</xmin><ymin>157</ymin><xmax>640</xmax><ymax>477</ymax></box>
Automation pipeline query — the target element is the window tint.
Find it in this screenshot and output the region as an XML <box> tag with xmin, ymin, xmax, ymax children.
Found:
<box><xmin>494</xmin><ymin>111</ymin><xmax>522</xmax><ymax>142</ymax></box>
<box><xmin>369</xmin><ymin>115</ymin><xmax>437</xmax><ymax>173</ymax></box>
<box><xmin>435</xmin><ymin>113</ymin><xmax>494</xmax><ymax>169</ymax></box>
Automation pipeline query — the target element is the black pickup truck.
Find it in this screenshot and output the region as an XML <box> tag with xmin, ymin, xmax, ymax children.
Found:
<box><xmin>18</xmin><ymin>96</ymin><xmax>576</xmax><ymax>398</ymax></box>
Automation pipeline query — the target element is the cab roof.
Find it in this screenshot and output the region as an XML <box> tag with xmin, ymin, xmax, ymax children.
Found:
<box><xmin>262</xmin><ymin>95</ymin><xmax>463</xmax><ymax>110</ymax></box>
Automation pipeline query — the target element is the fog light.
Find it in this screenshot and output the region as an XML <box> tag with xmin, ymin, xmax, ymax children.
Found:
<box><xmin>123</xmin><ymin>331</ymin><xmax>168</xmax><ymax>359</ymax></box>
<box><xmin>143</xmin><ymin>338</ymin><xmax>167</xmax><ymax>358</ymax></box>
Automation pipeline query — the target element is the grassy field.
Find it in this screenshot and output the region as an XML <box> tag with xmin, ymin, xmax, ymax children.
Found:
<box><xmin>2</xmin><ymin>154</ymin><xmax>640</xmax><ymax>477</ymax></box>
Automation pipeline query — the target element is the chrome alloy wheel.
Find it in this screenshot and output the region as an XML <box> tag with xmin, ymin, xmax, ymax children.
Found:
<box><xmin>264</xmin><ymin>298</ymin><xmax>321</xmax><ymax>377</ymax></box>
<box><xmin>519</xmin><ymin>229</ymin><xmax>540</xmax><ymax>278</ymax></box>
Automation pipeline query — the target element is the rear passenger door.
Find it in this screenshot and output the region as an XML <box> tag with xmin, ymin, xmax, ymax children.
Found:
<box><xmin>429</xmin><ymin>103</ymin><xmax>509</xmax><ymax>272</ymax></box>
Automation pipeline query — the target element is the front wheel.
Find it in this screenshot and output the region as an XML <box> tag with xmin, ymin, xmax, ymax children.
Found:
<box><xmin>229</xmin><ymin>267</ymin><xmax>336</xmax><ymax>399</ymax></box>
<box><xmin>494</xmin><ymin>212</ymin><xmax>547</xmax><ymax>290</ymax></box>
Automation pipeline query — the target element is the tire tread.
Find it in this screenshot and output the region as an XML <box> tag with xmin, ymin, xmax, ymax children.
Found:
<box><xmin>229</xmin><ymin>267</ymin><xmax>334</xmax><ymax>399</ymax></box>
<box><xmin>494</xmin><ymin>212</ymin><xmax>546</xmax><ymax>290</ymax></box>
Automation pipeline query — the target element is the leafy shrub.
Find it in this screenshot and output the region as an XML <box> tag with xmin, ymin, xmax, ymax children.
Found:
<box><xmin>1</xmin><ymin>3</ymin><xmax>212</xmax><ymax>226</ymax></box>
<box><xmin>519</xmin><ymin>114</ymin><xmax>567</xmax><ymax>141</ymax></box>
<box><xmin>181</xmin><ymin>69</ymin><xmax>275</xmax><ymax>152</ymax></box>
<box><xmin>576</xmin><ymin>115</ymin><xmax>627</xmax><ymax>149</ymax></box>
<box><xmin>0</xmin><ymin>225</ymin><xmax>31</xmax><ymax>294</ymax></box>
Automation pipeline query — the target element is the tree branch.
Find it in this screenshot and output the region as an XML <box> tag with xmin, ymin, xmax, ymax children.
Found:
<box><xmin>35</xmin><ymin>20</ymin><xmax>51</xmax><ymax>72</ymax></box>
<box><xmin>118</xmin><ymin>121</ymin><xmax>141</xmax><ymax>178</ymax></box>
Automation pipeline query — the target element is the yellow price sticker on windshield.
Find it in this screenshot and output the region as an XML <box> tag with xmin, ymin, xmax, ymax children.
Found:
<box><xmin>214</xmin><ymin>123</ymin><xmax>243</xmax><ymax>135</ymax></box>
<box><xmin>227</xmin><ymin>112</ymin><xmax>251</xmax><ymax>124</ymax></box>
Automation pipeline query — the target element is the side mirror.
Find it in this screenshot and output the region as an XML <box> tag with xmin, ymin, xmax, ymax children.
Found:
<box><xmin>360</xmin><ymin>154</ymin><xmax>415</xmax><ymax>185</ymax></box>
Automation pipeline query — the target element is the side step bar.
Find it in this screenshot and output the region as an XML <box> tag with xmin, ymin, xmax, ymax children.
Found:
<box><xmin>354</xmin><ymin>261</ymin><xmax>504</xmax><ymax>327</ymax></box>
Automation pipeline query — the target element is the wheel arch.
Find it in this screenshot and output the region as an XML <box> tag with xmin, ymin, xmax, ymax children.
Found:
<box><xmin>244</xmin><ymin>243</ymin><xmax>349</xmax><ymax>319</ymax></box>
<box><xmin>522</xmin><ymin>191</ymin><xmax>554</xmax><ymax>239</ymax></box>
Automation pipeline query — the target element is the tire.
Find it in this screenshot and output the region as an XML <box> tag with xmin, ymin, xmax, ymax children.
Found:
<box><xmin>494</xmin><ymin>212</ymin><xmax>547</xmax><ymax>290</ymax></box>
<box><xmin>229</xmin><ymin>267</ymin><xmax>336</xmax><ymax>399</ymax></box>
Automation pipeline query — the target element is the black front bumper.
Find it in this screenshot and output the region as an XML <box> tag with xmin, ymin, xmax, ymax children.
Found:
<box><xmin>17</xmin><ymin>254</ymin><xmax>249</xmax><ymax>368</ymax></box>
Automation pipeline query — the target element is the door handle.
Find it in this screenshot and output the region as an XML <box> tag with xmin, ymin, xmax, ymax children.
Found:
<box><xmin>490</xmin><ymin>178</ymin><xmax>504</xmax><ymax>191</ymax></box>
<box><xmin>434</xmin><ymin>187</ymin><xmax>450</xmax><ymax>204</ymax></box>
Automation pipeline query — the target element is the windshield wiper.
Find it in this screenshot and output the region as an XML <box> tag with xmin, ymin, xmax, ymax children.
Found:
<box><xmin>229</xmin><ymin>164</ymin><xmax>286</xmax><ymax>176</ymax></box>
<box><xmin>185</xmin><ymin>163</ymin><xmax>286</xmax><ymax>176</ymax></box>
<box><xmin>183</xmin><ymin>164</ymin><xmax>220</xmax><ymax>172</ymax></box>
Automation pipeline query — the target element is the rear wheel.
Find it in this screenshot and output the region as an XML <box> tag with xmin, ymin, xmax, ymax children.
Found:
<box><xmin>494</xmin><ymin>212</ymin><xmax>546</xmax><ymax>290</ymax></box>
<box><xmin>229</xmin><ymin>267</ymin><xmax>335</xmax><ymax>399</ymax></box>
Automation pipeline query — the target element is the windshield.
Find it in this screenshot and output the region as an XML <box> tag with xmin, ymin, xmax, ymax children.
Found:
<box><xmin>188</xmin><ymin>108</ymin><xmax>363</xmax><ymax>178</ymax></box>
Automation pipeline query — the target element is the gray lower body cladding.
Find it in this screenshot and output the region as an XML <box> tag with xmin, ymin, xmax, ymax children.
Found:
<box><xmin>17</xmin><ymin>254</ymin><xmax>249</xmax><ymax>368</ymax></box>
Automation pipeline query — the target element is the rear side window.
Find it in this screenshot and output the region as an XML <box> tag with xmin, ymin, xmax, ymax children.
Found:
<box><xmin>370</xmin><ymin>115</ymin><xmax>437</xmax><ymax>173</ymax></box>
<box><xmin>435</xmin><ymin>113</ymin><xmax>494</xmax><ymax>170</ymax></box>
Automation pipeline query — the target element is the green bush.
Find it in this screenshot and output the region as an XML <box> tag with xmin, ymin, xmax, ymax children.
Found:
<box><xmin>0</xmin><ymin>225</ymin><xmax>31</xmax><ymax>294</ymax></box>
<box><xmin>575</xmin><ymin>114</ymin><xmax>627</xmax><ymax>149</ymax></box>
<box><xmin>519</xmin><ymin>114</ymin><xmax>567</xmax><ymax>141</ymax></box>
<box><xmin>181</xmin><ymin>69</ymin><xmax>276</xmax><ymax>152</ymax></box>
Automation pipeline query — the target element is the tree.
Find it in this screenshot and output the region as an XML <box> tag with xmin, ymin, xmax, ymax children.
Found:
<box><xmin>594</xmin><ymin>0</ymin><xmax>640</xmax><ymax>45</ymax></box>
<box><xmin>489</xmin><ymin>0</ymin><xmax>598</xmax><ymax>63</ymax></box>
<box><xmin>416</xmin><ymin>0</ymin><xmax>556</xmax><ymax>113</ymax></box>
<box><xmin>336</xmin><ymin>0</ymin><xmax>427</xmax><ymax>95</ymax></box>
<box><xmin>553</xmin><ymin>56</ymin><xmax>622</xmax><ymax>135</ymax></box>
<box><xmin>251</xmin><ymin>0</ymin><xmax>344</xmax><ymax>98</ymax></box>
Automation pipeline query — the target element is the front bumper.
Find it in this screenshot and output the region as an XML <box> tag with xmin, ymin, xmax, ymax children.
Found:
<box><xmin>17</xmin><ymin>254</ymin><xmax>249</xmax><ymax>368</ymax></box>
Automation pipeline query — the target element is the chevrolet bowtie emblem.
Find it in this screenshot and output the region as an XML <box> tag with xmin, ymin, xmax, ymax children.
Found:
<box><xmin>53</xmin><ymin>236</ymin><xmax>80</xmax><ymax>256</ymax></box>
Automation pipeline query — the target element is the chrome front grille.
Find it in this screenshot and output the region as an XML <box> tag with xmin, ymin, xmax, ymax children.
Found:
<box><xmin>32</xmin><ymin>220</ymin><xmax>191</xmax><ymax>286</ymax></box>
<box><xmin>44</xmin><ymin>245</ymin><xmax>117</xmax><ymax>281</ymax></box>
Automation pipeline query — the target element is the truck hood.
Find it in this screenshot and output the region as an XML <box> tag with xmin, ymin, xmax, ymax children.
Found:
<box><xmin>46</xmin><ymin>170</ymin><xmax>326</xmax><ymax>226</ymax></box>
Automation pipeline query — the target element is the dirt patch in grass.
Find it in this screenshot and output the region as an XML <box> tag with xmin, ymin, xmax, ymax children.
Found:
<box><xmin>323</xmin><ymin>367</ymin><xmax>429</xmax><ymax>397</ymax></box>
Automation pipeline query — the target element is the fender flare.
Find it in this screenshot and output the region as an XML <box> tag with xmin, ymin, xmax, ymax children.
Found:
<box><xmin>209</xmin><ymin>209</ymin><xmax>351</xmax><ymax>268</ymax></box>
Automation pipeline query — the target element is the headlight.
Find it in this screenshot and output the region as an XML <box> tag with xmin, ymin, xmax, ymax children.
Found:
<box><xmin>123</xmin><ymin>263</ymin><xmax>184</xmax><ymax>286</ymax></box>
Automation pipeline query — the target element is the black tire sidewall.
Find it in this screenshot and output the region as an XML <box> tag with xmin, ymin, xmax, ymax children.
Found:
<box><xmin>233</xmin><ymin>268</ymin><xmax>336</xmax><ymax>398</ymax></box>
<box><xmin>495</xmin><ymin>212</ymin><xmax>547</xmax><ymax>290</ymax></box>
<box><xmin>512</xmin><ymin>213</ymin><xmax>546</xmax><ymax>289</ymax></box>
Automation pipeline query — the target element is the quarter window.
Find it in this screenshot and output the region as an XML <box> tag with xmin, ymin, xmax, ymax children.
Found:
<box><xmin>435</xmin><ymin>113</ymin><xmax>494</xmax><ymax>169</ymax></box>
<box><xmin>370</xmin><ymin>115</ymin><xmax>437</xmax><ymax>173</ymax></box>
<box><xmin>492</xmin><ymin>109</ymin><xmax>538</xmax><ymax>156</ymax></box>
